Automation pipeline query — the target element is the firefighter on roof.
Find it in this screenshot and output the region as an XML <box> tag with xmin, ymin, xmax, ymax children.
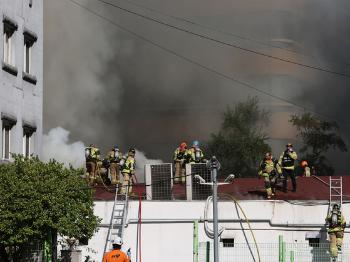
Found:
<box><xmin>106</xmin><ymin>146</ymin><xmax>123</xmax><ymax>185</ymax></box>
<box><xmin>120</xmin><ymin>148</ymin><xmax>136</xmax><ymax>195</ymax></box>
<box><xmin>187</xmin><ymin>140</ymin><xmax>205</xmax><ymax>164</ymax></box>
<box><xmin>258</xmin><ymin>152</ymin><xmax>279</xmax><ymax>199</ymax></box>
<box><xmin>173</xmin><ymin>142</ymin><xmax>187</xmax><ymax>184</ymax></box>
<box><xmin>300</xmin><ymin>160</ymin><xmax>311</xmax><ymax>177</ymax></box>
<box><xmin>85</xmin><ymin>144</ymin><xmax>101</xmax><ymax>185</ymax></box>
<box><xmin>326</xmin><ymin>204</ymin><xmax>346</xmax><ymax>259</ymax></box>
<box><xmin>278</xmin><ymin>143</ymin><xmax>298</xmax><ymax>192</ymax></box>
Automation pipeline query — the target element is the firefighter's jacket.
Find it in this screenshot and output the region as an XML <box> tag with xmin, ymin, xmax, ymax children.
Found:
<box><xmin>187</xmin><ymin>147</ymin><xmax>204</xmax><ymax>164</ymax></box>
<box><xmin>173</xmin><ymin>147</ymin><xmax>187</xmax><ymax>162</ymax></box>
<box><xmin>121</xmin><ymin>156</ymin><xmax>135</xmax><ymax>175</ymax></box>
<box><xmin>86</xmin><ymin>146</ymin><xmax>100</xmax><ymax>161</ymax></box>
<box><xmin>258</xmin><ymin>159</ymin><xmax>277</xmax><ymax>177</ymax></box>
<box><xmin>107</xmin><ymin>150</ymin><xmax>123</xmax><ymax>163</ymax></box>
<box><xmin>326</xmin><ymin>211</ymin><xmax>346</xmax><ymax>233</ymax></box>
<box><xmin>278</xmin><ymin>150</ymin><xmax>297</xmax><ymax>170</ymax></box>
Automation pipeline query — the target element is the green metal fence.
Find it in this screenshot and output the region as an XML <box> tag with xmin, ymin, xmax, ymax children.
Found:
<box><xmin>198</xmin><ymin>242</ymin><xmax>350</xmax><ymax>262</ymax></box>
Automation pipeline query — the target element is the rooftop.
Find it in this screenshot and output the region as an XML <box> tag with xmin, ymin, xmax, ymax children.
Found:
<box><xmin>93</xmin><ymin>175</ymin><xmax>350</xmax><ymax>201</ymax></box>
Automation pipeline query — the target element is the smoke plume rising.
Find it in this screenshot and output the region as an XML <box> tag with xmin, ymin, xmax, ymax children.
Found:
<box><xmin>44</xmin><ymin>0</ymin><xmax>350</xmax><ymax>173</ymax></box>
<box><xmin>42</xmin><ymin>127</ymin><xmax>161</xmax><ymax>182</ymax></box>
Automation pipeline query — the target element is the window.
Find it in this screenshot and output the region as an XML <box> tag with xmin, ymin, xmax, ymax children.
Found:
<box><xmin>2</xmin><ymin>17</ymin><xmax>18</xmax><ymax>75</ymax></box>
<box><xmin>220</xmin><ymin>238</ymin><xmax>235</xmax><ymax>248</ymax></box>
<box><xmin>1</xmin><ymin>116</ymin><xmax>16</xmax><ymax>160</ymax></box>
<box><xmin>308</xmin><ymin>238</ymin><xmax>320</xmax><ymax>247</ymax></box>
<box><xmin>23</xmin><ymin>124</ymin><xmax>36</xmax><ymax>158</ymax></box>
<box><xmin>23</xmin><ymin>30</ymin><xmax>37</xmax><ymax>84</ymax></box>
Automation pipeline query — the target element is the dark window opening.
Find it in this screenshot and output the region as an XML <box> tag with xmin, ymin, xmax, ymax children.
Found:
<box><xmin>308</xmin><ymin>238</ymin><xmax>320</xmax><ymax>247</ymax></box>
<box><xmin>221</xmin><ymin>238</ymin><xmax>235</xmax><ymax>248</ymax></box>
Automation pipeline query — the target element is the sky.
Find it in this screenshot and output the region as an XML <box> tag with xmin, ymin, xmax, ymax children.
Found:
<box><xmin>43</xmin><ymin>0</ymin><xmax>350</xmax><ymax>172</ymax></box>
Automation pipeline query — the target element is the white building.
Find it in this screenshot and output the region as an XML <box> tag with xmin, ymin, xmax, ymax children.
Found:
<box><xmin>82</xmin><ymin>165</ymin><xmax>350</xmax><ymax>262</ymax></box>
<box><xmin>0</xmin><ymin>0</ymin><xmax>43</xmax><ymax>162</ymax></box>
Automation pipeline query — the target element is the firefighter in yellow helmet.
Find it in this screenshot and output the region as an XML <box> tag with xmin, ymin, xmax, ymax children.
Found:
<box><xmin>85</xmin><ymin>144</ymin><xmax>101</xmax><ymax>185</ymax></box>
<box><xmin>106</xmin><ymin>146</ymin><xmax>123</xmax><ymax>185</ymax></box>
<box><xmin>278</xmin><ymin>143</ymin><xmax>298</xmax><ymax>192</ymax></box>
<box><xmin>326</xmin><ymin>204</ymin><xmax>346</xmax><ymax>259</ymax></box>
<box><xmin>258</xmin><ymin>152</ymin><xmax>279</xmax><ymax>199</ymax></box>
<box><xmin>120</xmin><ymin>148</ymin><xmax>136</xmax><ymax>195</ymax></box>
<box><xmin>173</xmin><ymin>142</ymin><xmax>187</xmax><ymax>184</ymax></box>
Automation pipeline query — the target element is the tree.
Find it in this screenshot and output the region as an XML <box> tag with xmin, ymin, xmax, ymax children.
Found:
<box><xmin>290</xmin><ymin>113</ymin><xmax>347</xmax><ymax>176</ymax></box>
<box><xmin>0</xmin><ymin>156</ymin><xmax>100</xmax><ymax>261</ymax></box>
<box><xmin>206</xmin><ymin>97</ymin><xmax>271</xmax><ymax>177</ymax></box>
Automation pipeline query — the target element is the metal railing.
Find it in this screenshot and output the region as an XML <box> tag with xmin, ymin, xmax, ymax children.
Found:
<box><xmin>198</xmin><ymin>242</ymin><xmax>350</xmax><ymax>262</ymax></box>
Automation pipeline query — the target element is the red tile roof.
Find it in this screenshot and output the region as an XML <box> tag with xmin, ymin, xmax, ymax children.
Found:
<box><xmin>93</xmin><ymin>176</ymin><xmax>350</xmax><ymax>201</ymax></box>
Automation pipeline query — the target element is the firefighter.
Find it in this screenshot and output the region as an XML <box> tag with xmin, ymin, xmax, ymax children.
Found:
<box><xmin>300</xmin><ymin>160</ymin><xmax>311</xmax><ymax>177</ymax></box>
<box><xmin>258</xmin><ymin>152</ymin><xmax>278</xmax><ymax>199</ymax></box>
<box><xmin>278</xmin><ymin>143</ymin><xmax>298</xmax><ymax>192</ymax></box>
<box><xmin>85</xmin><ymin>144</ymin><xmax>101</xmax><ymax>185</ymax></box>
<box><xmin>106</xmin><ymin>146</ymin><xmax>123</xmax><ymax>185</ymax></box>
<box><xmin>102</xmin><ymin>237</ymin><xmax>130</xmax><ymax>262</ymax></box>
<box><xmin>173</xmin><ymin>142</ymin><xmax>187</xmax><ymax>184</ymax></box>
<box><xmin>187</xmin><ymin>140</ymin><xmax>205</xmax><ymax>164</ymax></box>
<box><xmin>326</xmin><ymin>204</ymin><xmax>346</xmax><ymax>259</ymax></box>
<box><xmin>120</xmin><ymin>148</ymin><xmax>136</xmax><ymax>195</ymax></box>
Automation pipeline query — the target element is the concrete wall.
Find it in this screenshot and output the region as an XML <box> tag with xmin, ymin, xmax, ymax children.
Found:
<box><xmin>82</xmin><ymin>200</ymin><xmax>350</xmax><ymax>262</ymax></box>
<box><xmin>0</xmin><ymin>0</ymin><xmax>43</xmax><ymax>159</ymax></box>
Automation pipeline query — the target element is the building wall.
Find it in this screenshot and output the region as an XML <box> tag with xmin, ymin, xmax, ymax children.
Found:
<box><xmin>83</xmin><ymin>200</ymin><xmax>350</xmax><ymax>262</ymax></box>
<box><xmin>0</xmin><ymin>0</ymin><xmax>43</xmax><ymax>160</ymax></box>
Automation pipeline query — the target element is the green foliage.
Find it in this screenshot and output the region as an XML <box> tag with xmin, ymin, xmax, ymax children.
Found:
<box><xmin>206</xmin><ymin>97</ymin><xmax>271</xmax><ymax>177</ymax></box>
<box><xmin>0</xmin><ymin>156</ymin><xmax>100</xmax><ymax>248</ymax></box>
<box><xmin>290</xmin><ymin>113</ymin><xmax>347</xmax><ymax>176</ymax></box>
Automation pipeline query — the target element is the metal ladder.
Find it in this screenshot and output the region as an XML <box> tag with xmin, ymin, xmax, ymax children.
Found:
<box><xmin>329</xmin><ymin>177</ymin><xmax>343</xmax><ymax>262</ymax></box>
<box><xmin>103</xmin><ymin>185</ymin><xmax>129</xmax><ymax>255</ymax></box>
<box><xmin>329</xmin><ymin>177</ymin><xmax>343</xmax><ymax>208</ymax></box>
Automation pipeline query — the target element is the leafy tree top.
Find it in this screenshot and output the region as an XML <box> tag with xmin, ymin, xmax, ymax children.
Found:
<box><xmin>207</xmin><ymin>97</ymin><xmax>270</xmax><ymax>177</ymax></box>
<box><xmin>0</xmin><ymin>156</ymin><xmax>100</xmax><ymax>246</ymax></box>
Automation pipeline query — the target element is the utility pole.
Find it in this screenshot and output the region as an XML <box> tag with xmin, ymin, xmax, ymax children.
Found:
<box><xmin>195</xmin><ymin>156</ymin><xmax>234</xmax><ymax>262</ymax></box>
<box><xmin>210</xmin><ymin>156</ymin><xmax>220</xmax><ymax>262</ymax></box>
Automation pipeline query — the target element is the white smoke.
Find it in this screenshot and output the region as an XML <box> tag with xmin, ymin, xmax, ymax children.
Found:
<box><xmin>42</xmin><ymin>127</ymin><xmax>85</xmax><ymax>168</ymax></box>
<box><xmin>135</xmin><ymin>150</ymin><xmax>162</xmax><ymax>183</ymax></box>
<box><xmin>42</xmin><ymin>127</ymin><xmax>163</xmax><ymax>181</ymax></box>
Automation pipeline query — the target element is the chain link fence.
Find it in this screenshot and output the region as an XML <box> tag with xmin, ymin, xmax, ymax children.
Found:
<box><xmin>198</xmin><ymin>242</ymin><xmax>350</xmax><ymax>262</ymax></box>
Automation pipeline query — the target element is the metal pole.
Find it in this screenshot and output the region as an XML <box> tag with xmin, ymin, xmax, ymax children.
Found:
<box><xmin>279</xmin><ymin>235</ymin><xmax>283</xmax><ymax>262</ymax></box>
<box><xmin>290</xmin><ymin>250</ymin><xmax>294</xmax><ymax>262</ymax></box>
<box><xmin>211</xmin><ymin>157</ymin><xmax>219</xmax><ymax>262</ymax></box>
<box><xmin>193</xmin><ymin>220</ymin><xmax>199</xmax><ymax>262</ymax></box>
<box><xmin>282</xmin><ymin>241</ymin><xmax>286</xmax><ymax>262</ymax></box>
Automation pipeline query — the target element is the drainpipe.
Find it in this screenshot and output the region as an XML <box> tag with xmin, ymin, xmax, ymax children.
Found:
<box><xmin>206</xmin><ymin>241</ymin><xmax>210</xmax><ymax>262</ymax></box>
<box><xmin>290</xmin><ymin>251</ymin><xmax>294</xmax><ymax>262</ymax></box>
<box><xmin>193</xmin><ymin>220</ymin><xmax>199</xmax><ymax>262</ymax></box>
<box><xmin>282</xmin><ymin>241</ymin><xmax>286</xmax><ymax>262</ymax></box>
<box><xmin>279</xmin><ymin>235</ymin><xmax>283</xmax><ymax>262</ymax></box>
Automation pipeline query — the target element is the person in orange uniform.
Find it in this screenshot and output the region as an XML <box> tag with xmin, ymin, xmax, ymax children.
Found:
<box><xmin>102</xmin><ymin>237</ymin><xmax>130</xmax><ymax>262</ymax></box>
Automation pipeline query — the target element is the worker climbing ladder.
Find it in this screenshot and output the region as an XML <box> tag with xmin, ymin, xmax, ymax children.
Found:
<box><xmin>103</xmin><ymin>184</ymin><xmax>129</xmax><ymax>255</ymax></box>
<box><xmin>329</xmin><ymin>177</ymin><xmax>343</xmax><ymax>262</ymax></box>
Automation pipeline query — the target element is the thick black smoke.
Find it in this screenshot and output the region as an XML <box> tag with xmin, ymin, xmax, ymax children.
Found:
<box><xmin>44</xmin><ymin>0</ymin><xmax>350</xmax><ymax>172</ymax></box>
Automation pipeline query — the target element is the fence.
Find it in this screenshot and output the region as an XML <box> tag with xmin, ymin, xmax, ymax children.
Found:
<box><xmin>198</xmin><ymin>242</ymin><xmax>350</xmax><ymax>262</ymax></box>
<box><xmin>144</xmin><ymin>163</ymin><xmax>212</xmax><ymax>200</ymax></box>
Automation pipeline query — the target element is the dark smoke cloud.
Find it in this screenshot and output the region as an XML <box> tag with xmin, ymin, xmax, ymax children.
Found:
<box><xmin>44</xmin><ymin>0</ymin><xmax>350</xmax><ymax>172</ymax></box>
